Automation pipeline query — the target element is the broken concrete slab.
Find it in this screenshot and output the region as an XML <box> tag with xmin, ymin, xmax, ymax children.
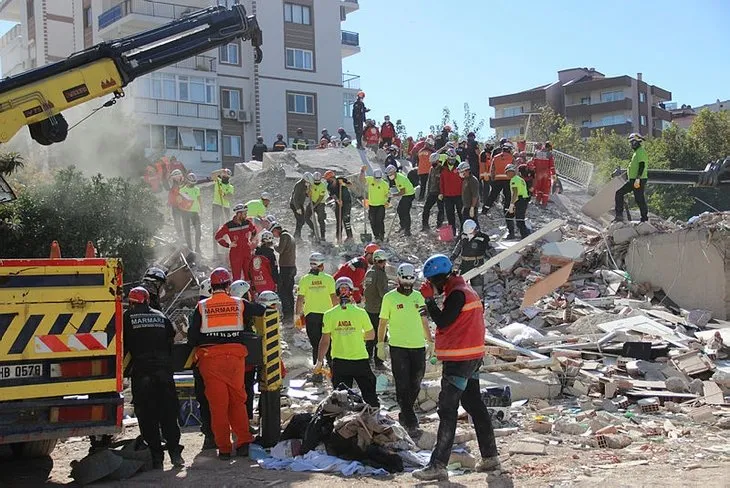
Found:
<box><xmin>635</xmin><ymin>221</ymin><xmax>658</xmax><ymax>236</ymax></box>
<box><xmin>541</xmin><ymin>240</ymin><xmax>585</xmax><ymax>261</ymax></box>
<box><xmin>670</xmin><ymin>350</ymin><xmax>715</xmax><ymax>376</ymax></box>
<box><xmin>581</xmin><ymin>174</ymin><xmax>626</xmax><ymax>220</ymax></box>
<box><xmin>687</xmin><ymin>309</ymin><xmax>713</xmax><ymax>328</ymax></box>
<box><xmin>612</xmin><ymin>225</ymin><xmax>639</xmax><ymax>244</ymax></box>
<box><xmin>521</xmin><ymin>262</ymin><xmax>574</xmax><ymax>309</ymax></box>
<box><xmin>479</xmin><ymin>370</ymin><xmax>561</xmax><ymax>401</ymax></box>
<box><xmin>509</xmin><ymin>440</ymin><xmax>547</xmax><ymax>455</ymax></box>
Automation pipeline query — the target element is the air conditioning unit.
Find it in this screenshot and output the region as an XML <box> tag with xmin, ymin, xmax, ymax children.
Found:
<box><xmin>237</xmin><ymin>110</ymin><xmax>251</xmax><ymax>123</ymax></box>
<box><xmin>195</xmin><ymin>57</ymin><xmax>212</xmax><ymax>71</ymax></box>
<box><xmin>222</xmin><ymin>109</ymin><xmax>237</xmax><ymax>120</ymax></box>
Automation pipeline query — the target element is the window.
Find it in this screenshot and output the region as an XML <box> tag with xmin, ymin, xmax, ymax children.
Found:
<box><xmin>640</xmin><ymin>115</ymin><xmax>647</xmax><ymax>126</ymax></box>
<box><xmin>150</xmin><ymin>125</ymin><xmax>164</xmax><ymax>149</ymax></box>
<box><xmin>285</xmin><ymin>48</ymin><xmax>313</xmax><ymax>71</ymax></box>
<box><xmin>146</xmin><ymin>73</ymin><xmax>216</xmax><ymax>104</ymax></box>
<box><xmin>287</xmin><ymin>93</ymin><xmax>314</xmax><ymax>114</ymax></box>
<box><xmin>206</xmin><ymin>130</ymin><xmax>218</xmax><ymax>152</ymax></box>
<box><xmin>223</xmin><ymin>135</ymin><xmax>241</xmax><ymax>157</ymax></box>
<box><xmin>165</xmin><ymin>126</ymin><xmax>179</xmax><ymax>149</ymax></box>
<box><xmin>343</xmin><ymin>93</ymin><xmax>356</xmax><ymax>118</ymax></box>
<box><xmin>284</xmin><ymin>3</ymin><xmax>311</xmax><ymax>25</ymax></box>
<box><xmin>193</xmin><ymin>129</ymin><xmax>206</xmax><ymax>151</ymax></box>
<box><xmin>502</xmin><ymin>127</ymin><xmax>521</xmax><ymax>139</ymax></box>
<box><xmin>83</xmin><ymin>7</ymin><xmax>92</xmax><ymax>28</ymax></box>
<box><xmin>502</xmin><ymin>106</ymin><xmax>523</xmax><ymax>117</ymax></box>
<box><xmin>580</xmin><ymin>96</ymin><xmax>591</xmax><ymax>105</ymax></box>
<box><xmin>179</xmin><ymin>128</ymin><xmax>197</xmax><ymax>148</ymax></box>
<box><xmin>219</xmin><ymin>43</ymin><xmax>240</xmax><ymax>65</ymax></box>
<box><xmin>600</xmin><ymin>90</ymin><xmax>624</xmax><ymax>103</ymax></box>
<box><xmin>221</xmin><ymin>88</ymin><xmax>241</xmax><ymax>110</ymax></box>
<box><xmin>639</xmin><ymin>92</ymin><xmax>646</xmax><ymax>103</ymax></box>
<box><xmin>598</xmin><ymin>114</ymin><xmax>625</xmax><ymax>126</ymax></box>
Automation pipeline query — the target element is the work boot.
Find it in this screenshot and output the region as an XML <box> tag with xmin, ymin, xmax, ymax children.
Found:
<box><xmin>412</xmin><ymin>464</ymin><xmax>448</xmax><ymax>481</ymax></box>
<box><xmin>151</xmin><ymin>450</ymin><xmax>165</xmax><ymax>470</ymax></box>
<box><xmin>168</xmin><ymin>445</ymin><xmax>185</xmax><ymax>467</ymax></box>
<box><xmin>202</xmin><ymin>436</ymin><xmax>216</xmax><ymax>450</ymax></box>
<box><xmin>476</xmin><ymin>456</ymin><xmax>502</xmax><ymax>472</ymax></box>
<box><xmin>373</xmin><ymin>359</ymin><xmax>388</xmax><ymax>372</ymax></box>
<box><xmin>235</xmin><ymin>443</ymin><xmax>250</xmax><ymax>457</ymax></box>
<box><xmin>405</xmin><ymin>426</ymin><xmax>423</xmax><ymax>439</ymax></box>
<box><xmin>505</xmin><ymin>233</ymin><xmax>517</xmax><ymax>240</ymax></box>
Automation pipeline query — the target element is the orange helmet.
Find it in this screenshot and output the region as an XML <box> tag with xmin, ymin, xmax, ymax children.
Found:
<box><xmin>210</xmin><ymin>267</ymin><xmax>232</xmax><ymax>287</ymax></box>
<box><xmin>323</xmin><ymin>170</ymin><xmax>335</xmax><ymax>180</ymax></box>
<box><xmin>357</xmin><ymin>91</ymin><xmax>365</xmax><ymax>98</ymax></box>
<box><xmin>364</xmin><ymin>243</ymin><xmax>380</xmax><ymax>255</ymax></box>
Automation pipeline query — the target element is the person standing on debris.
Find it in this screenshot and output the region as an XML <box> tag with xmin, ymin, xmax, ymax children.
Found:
<box><xmin>317</xmin><ymin>277</ymin><xmax>379</xmax><ymax>407</ymax></box>
<box><xmin>141</xmin><ymin>266</ymin><xmax>167</xmax><ymax>310</ymax></box>
<box><xmin>465</xmin><ymin>132</ymin><xmax>480</xmax><ymax>176</ymax></box>
<box><xmin>251</xmin><ymin>136</ymin><xmax>268</xmax><ymax>162</ymax></box>
<box><xmin>124</xmin><ymin>287</ymin><xmax>184</xmax><ymax>468</ymax></box>
<box><xmin>363</xmin><ymin>249</ymin><xmax>389</xmax><ymax>370</ymax></box>
<box><xmin>505</xmin><ymin>164</ymin><xmax>531</xmax><ymax>240</ymax></box>
<box><xmin>271</xmin><ymin>223</ymin><xmax>296</xmax><ymax>320</ymax></box>
<box><xmin>244</xmin><ymin>191</ymin><xmax>271</xmax><ymax>221</ymax></box>
<box><xmin>352</xmin><ymin>91</ymin><xmax>368</xmax><ymax>149</ymax></box>
<box><xmin>451</xmin><ymin>220</ymin><xmax>492</xmax><ymax>297</ymax></box>
<box><xmin>188</xmin><ymin>268</ymin><xmax>265</xmax><ymax>459</ymax></box>
<box><xmin>458</xmin><ymin>161</ymin><xmax>480</xmax><ymax>228</ymax></box>
<box><xmin>439</xmin><ymin>149</ymin><xmax>464</xmax><ymax>238</ymax></box>
<box><xmin>422</xmin><ymin>152</ymin><xmax>445</xmax><ymax>232</ymax></box>
<box><xmin>333</xmin><ymin>242</ymin><xmax>379</xmax><ymax>305</ymax></box>
<box><xmin>215</xmin><ymin>203</ymin><xmax>257</xmax><ymax>281</ymax></box>
<box><xmin>272</xmin><ymin>134</ymin><xmax>288</xmax><ymax>152</ymax></box>
<box><xmin>359</xmin><ymin>166</ymin><xmax>389</xmax><ymax>242</ymax></box>
<box><xmin>310</xmin><ymin>172</ymin><xmax>328</xmax><ymax>242</ymax></box>
<box><xmin>615</xmin><ymin>133</ymin><xmax>649</xmax><ymax>222</ymax></box>
<box><xmin>296</xmin><ymin>253</ymin><xmax>338</xmax><ymax>379</ymax></box>
<box><xmin>479</xmin><ymin>143</ymin><xmax>494</xmax><ymax>214</ymax></box>
<box><xmin>417</xmin><ymin>139</ymin><xmax>434</xmax><ymax>201</ymax></box>
<box><xmin>434</xmin><ymin>125</ymin><xmax>452</xmax><ymax>151</ymax></box>
<box><xmin>324</xmin><ymin>170</ymin><xmax>353</xmax><ymax>242</ymax></box>
<box><xmin>386</xmin><ymin>164</ymin><xmax>416</xmax><ymax>237</ymax></box>
<box><xmin>380</xmin><ymin>115</ymin><xmax>396</xmax><ymax>148</ymax></box>
<box><xmin>290</xmin><ymin>172</ymin><xmax>316</xmax><ymax>240</ymax></box>
<box><xmin>211</xmin><ymin>169</ymin><xmax>235</xmax><ymax>244</ymax></box>
<box><xmin>167</xmin><ymin>169</ymin><xmax>185</xmax><ymax>241</ymax></box>
<box><xmin>250</xmin><ymin>230</ymin><xmax>278</xmax><ymax>297</ymax></box>
<box><xmin>180</xmin><ymin>172</ymin><xmax>203</xmax><ymax>254</ymax></box>
<box><xmin>413</xmin><ymin>255</ymin><xmax>500</xmax><ymax>481</ymax></box>
<box><xmin>292</xmin><ymin>128</ymin><xmax>308</xmax><ymax>150</ymax></box>
<box><xmin>384</xmin><ymin>145</ymin><xmax>402</xmax><ymax>177</ymax></box>
<box><xmin>483</xmin><ymin>142</ymin><xmax>513</xmax><ymax>213</ymax></box>
<box><xmin>364</xmin><ymin>119</ymin><xmax>380</xmax><ymax>153</ymax></box>
<box><xmin>377</xmin><ymin>263</ymin><xmax>432</xmax><ymax>437</ymax></box>
<box><xmin>191</xmin><ymin>279</ymin><xmax>215</xmax><ymax>449</ymax></box>
<box><xmin>337</xmin><ymin>127</ymin><xmax>350</xmax><ymax>141</ymax></box>
<box><xmin>532</xmin><ymin>141</ymin><xmax>555</xmax><ymax>207</ymax></box>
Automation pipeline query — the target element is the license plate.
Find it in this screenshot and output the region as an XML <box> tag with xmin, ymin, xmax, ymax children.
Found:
<box><xmin>0</xmin><ymin>363</ymin><xmax>43</xmax><ymax>380</ymax></box>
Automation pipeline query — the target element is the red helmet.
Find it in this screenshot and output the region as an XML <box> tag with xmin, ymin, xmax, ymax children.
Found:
<box><xmin>323</xmin><ymin>170</ymin><xmax>335</xmax><ymax>180</ymax></box>
<box><xmin>357</xmin><ymin>91</ymin><xmax>365</xmax><ymax>98</ymax></box>
<box><xmin>364</xmin><ymin>243</ymin><xmax>380</xmax><ymax>255</ymax></box>
<box><xmin>128</xmin><ymin>286</ymin><xmax>150</xmax><ymax>304</ymax></box>
<box><xmin>210</xmin><ymin>267</ymin><xmax>232</xmax><ymax>287</ymax></box>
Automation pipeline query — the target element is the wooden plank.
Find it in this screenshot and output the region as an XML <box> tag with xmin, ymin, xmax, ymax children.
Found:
<box><xmin>462</xmin><ymin>219</ymin><xmax>566</xmax><ymax>280</ymax></box>
<box><xmin>521</xmin><ymin>263</ymin><xmax>574</xmax><ymax>309</ymax></box>
<box><xmin>702</xmin><ymin>381</ymin><xmax>725</xmax><ymax>405</ymax></box>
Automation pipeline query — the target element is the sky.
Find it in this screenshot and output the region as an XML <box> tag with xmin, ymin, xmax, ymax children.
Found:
<box><xmin>342</xmin><ymin>0</ymin><xmax>730</xmax><ymax>137</ymax></box>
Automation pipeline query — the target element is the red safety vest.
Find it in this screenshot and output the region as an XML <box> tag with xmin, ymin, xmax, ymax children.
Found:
<box><xmin>333</xmin><ymin>256</ymin><xmax>368</xmax><ymax>303</ymax></box>
<box><xmin>250</xmin><ymin>254</ymin><xmax>276</xmax><ymax>294</ymax></box>
<box><xmin>364</xmin><ymin>127</ymin><xmax>380</xmax><ymax>145</ymax></box>
<box><xmin>434</xmin><ymin>276</ymin><xmax>485</xmax><ymax>361</ymax></box>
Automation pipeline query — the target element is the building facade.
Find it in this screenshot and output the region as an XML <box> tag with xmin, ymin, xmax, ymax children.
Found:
<box><xmin>669</xmin><ymin>99</ymin><xmax>730</xmax><ymax>130</ymax></box>
<box><xmin>0</xmin><ymin>0</ymin><xmax>361</xmax><ymax>173</ymax></box>
<box><xmin>489</xmin><ymin>68</ymin><xmax>672</xmax><ymax>141</ymax></box>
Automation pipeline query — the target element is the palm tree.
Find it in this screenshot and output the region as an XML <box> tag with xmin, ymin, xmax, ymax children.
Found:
<box><xmin>0</xmin><ymin>152</ymin><xmax>24</xmax><ymax>176</ymax></box>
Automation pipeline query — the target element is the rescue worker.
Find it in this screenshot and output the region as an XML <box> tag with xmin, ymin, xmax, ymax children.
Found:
<box><xmin>465</xmin><ymin>132</ymin><xmax>480</xmax><ymax>176</ymax></box>
<box><xmin>413</xmin><ymin>255</ymin><xmax>500</xmax><ymax>481</ymax></box>
<box><xmin>333</xmin><ymin>242</ymin><xmax>379</xmax><ymax>305</ymax></box>
<box><xmin>320</xmin><ymin>128</ymin><xmax>332</xmax><ymax>144</ymax></box>
<box><xmin>483</xmin><ymin>142</ymin><xmax>513</xmax><ymax>212</ymax></box>
<box><xmin>434</xmin><ymin>125</ymin><xmax>452</xmax><ymax>151</ymax></box>
<box><xmin>245</xmin><ymin>192</ymin><xmax>271</xmax><ymax>220</ymax></box>
<box><xmin>362</xmin><ymin>249</ymin><xmax>389</xmax><ymax>370</ymax></box>
<box><xmin>416</xmin><ymin>139</ymin><xmax>434</xmax><ymax>201</ymax></box>
<box><xmin>386</xmin><ymin>164</ymin><xmax>416</xmax><ymax>237</ymax></box>
<box><xmin>144</xmin><ymin>165</ymin><xmax>161</xmax><ymax>193</ymax></box>
<box><xmin>403</xmin><ymin>136</ymin><xmax>415</xmax><ymax>159</ymax></box>
<box><xmin>251</xmin><ymin>136</ymin><xmax>268</xmax><ymax>162</ymax></box>
<box><xmin>296</xmin><ymin>253</ymin><xmax>338</xmax><ymax>380</ymax></box>
<box><xmin>479</xmin><ymin>143</ymin><xmax>494</xmax><ymax>213</ymax></box>
<box><xmin>337</xmin><ymin>127</ymin><xmax>350</xmax><ymax>141</ymax></box>
<box><xmin>377</xmin><ymin>263</ymin><xmax>433</xmax><ymax>437</ymax></box>
<box><xmin>451</xmin><ymin>220</ymin><xmax>492</xmax><ymax>297</ymax></box>
<box><xmin>615</xmin><ymin>133</ymin><xmax>649</xmax><ymax>222</ymax></box>
<box><xmin>167</xmin><ymin>169</ymin><xmax>185</xmax><ymax>240</ymax></box>
<box><xmin>352</xmin><ymin>91</ymin><xmax>368</xmax><ymax>149</ymax></box>
<box><xmin>188</xmin><ymin>268</ymin><xmax>266</xmax><ymax>459</ymax></box>
<box><xmin>341</xmin><ymin>137</ymin><xmax>354</xmax><ymax>148</ymax></box>
<box><xmin>124</xmin><ymin>287</ymin><xmax>184</xmax><ymax>468</ymax></box>
<box><xmin>505</xmin><ymin>164</ymin><xmax>531</xmax><ymax>239</ymax></box>
<box><xmin>289</xmin><ymin>172</ymin><xmax>316</xmax><ymax>240</ymax></box>
<box><xmin>229</xmin><ymin>279</ymin><xmax>258</xmax><ymax>431</ymax></box>
<box><xmin>364</xmin><ymin>119</ymin><xmax>380</xmax><ymax>153</ymax></box>
<box><xmin>180</xmin><ymin>172</ymin><xmax>202</xmax><ymax>254</ymax></box>
<box><xmin>359</xmin><ymin>166</ymin><xmax>389</xmax><ymax>242</ymax></box>
<box><xmin>380</xmin><ymin>115</ymin><xmax>396</xmax><ymax>148</ymax></box>
<box><xmin>250</xmin><ymin>230</ymin><xmax>278</xmax><ymax>297</ymax></box>
<box><xmin>272</xmin><ymin>134</ymin><xmax>287</xmax><ymax>152</ymax></box>
<box><xmin>422</xmin><ymin>152</ymin><xmax>445</xmax><ymax>232</ymax></box>
<box><xmin>458</xmin><ymin>161</ymin><xmax>480</xmax><ymax>227</ymax></box>
<box><xmin>271</xmin><ymin>223</ymin><xmax>296</xmax><ymax>320</ymax></box>
<box><xmin>532</xmin><ymin>142</ymin><xmax>555</xmax><ymax>207</ymax></box>
<box><xmin>456</xmin><ymin>139</ymin><xmax>468</xmax><ymax>163</ymax></box>
<box><xmin>214</xmin><ymin>203</ymin><xmax>257</xmax><ymax>281</ymax></box>
<box><xmin>439</xmin><ymin>149</ymin><xmax>464</xmax><ymax>238</ymax></box>
<box><xmin>384</xmin><ymin>145</ymin><xmax>401</xmax><ymax>178</ymax></box>
<box><xmin>310</xmin><ymin>172</ymin><xmax>328</xmax><ymax>241</ymax></box>
<box><xmin>141</xmin><ymin>266</ymin><xmax>167</xmax><ymax>310</ymax></box>
<box><xmin>324</xmin><ymin>170</ymin><xmax>353</xmax><ymax>242</ymax></box>
<box><xmin>292</xmin><ymin>128</ymin><xmax>308</xmax><ymax>150</ymax></box>
<box><xmin>316</xmin><ymin>277</ymin><xmax>379</xmax><ymax>407</ymax></box>
<box><xmin>192</xmin><ymin>279</ymin><xmax>215</xmax><ymax>449</ymax></box>
<box><xmin>212</xmin><ymin>169</ymin><xmax>235</xmax><ymax>243</ymax></box>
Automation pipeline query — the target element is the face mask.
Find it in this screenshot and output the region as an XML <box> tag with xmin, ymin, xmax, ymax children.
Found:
<box><xmin>631</xmin><ymin>141</ymin><xmax>641</xmax><ymax>150</ymax></box>
<box><xmin>388</xmin><ymin>174</ymin><xmax>395</xmax><ymax>180</ymax></box>
<box><xmin>310</xmin><ymin>268</ymin><xmax>320</xmax><ymax>275</ymax></box>
<box><xmin>221</xmin><ymin>177</ymin><xmax>230</xmax><ymax>184</ymax></box>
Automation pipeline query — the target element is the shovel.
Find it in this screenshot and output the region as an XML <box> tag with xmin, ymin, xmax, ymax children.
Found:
<box><xmin>360</xmin><ymin>198</ymin><xmax>372</xmax><ymax>243</ymax></box>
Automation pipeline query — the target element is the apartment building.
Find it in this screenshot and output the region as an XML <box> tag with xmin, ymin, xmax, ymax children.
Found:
<box><xmin>669</xmin><ymin>99</ymin><xmax>730</xmax><ymax>130</ymax></box>
<box><xmin>489</xmin><ymin>68</ymin><xmax>672</xmax><ymax>141</ymax></box>
<box><xmin>0</xmin><ymin>0</ymin><xmax>361</xmax><ymax>173</ymax></box>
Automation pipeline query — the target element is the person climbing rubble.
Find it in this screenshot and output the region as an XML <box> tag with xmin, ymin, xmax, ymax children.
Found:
<box><xmin>532</xmin><ymin>141</ymin><xmax>555</xmax><ymax>207</ymax></box>
<box><xmin>359</xmin><ymin>166</ymin><xmax>389</xmax><ymax>242</ymax></box>
<box><xmin>479</xmin><ymin>143</ymin><xmax>494</xmax><ymax>214</ymax></box>
<box><xmin>414</xmin><ymin>254</ymin><xmax>500</xmax><ymax>481</ymax></box>
<box><xmin>311</xmin><ymin>171</ymin><xmax>328</xmax><ymax>241</ymax></box>
<box><xmin>386</xmin><ymin>164</ymin><xmax>416</xmax><ymax>237</ymax></box>
<box><xmin>377</xmin><ymin>263</ymin><xmax>432</xmax><ymax>438</ymax></box>
<box><xmin>179</xmin><ymin>172</ymin><xmax>202</xmax><ymax>254</ymax></box>
<box><xmin>333</xmin><ymin>242</ymin><xmax>379</xmax><ymax>305</ymax></box>
<box><xmin>211</xmin><ymin>169</ymin><xmax>235</xmax><ymax>246</ymax></box>
<box><xmin>380</xmin><ymin>115</ymin><xmax>396</xmax><ymax>148</ymax></box>
<box><xmin>439</xmin><ymin>149</ymin><xmax>464</xmax><ymax>238</ymax></box>
<box><xmin>362</xmin><ymin>249</ymin><xmax>389</xmax><ymax>370</ymax></box>
<box><xmin>458</xmin><ymin>161</ymin><xmax>480</xmax><ymax>228</ymax></box>
<box><xmin>422</xmin><ymin>152</ymin><xmax>445</xmax><ymax>232</ymax></box>
<box><xmin>450</xmin><ymin>219</ymin><xmax>493</xmax><ymax>297</ymax></box>
<box><xmin>324</xmin><ymin>170</ymin><xmax>353</xmax><ymax>242</ymax></box>
<box><xmin>214</xmin><ymin>203</ymin><xmax>257</xmax><ymax>281</ymax></box>
<box><xmin>290</xmin><ymin>172</ymin><xmax>316</xmax><ymax>240</ymax></box>
<box><xmin>505</xmin><ymin>164</ymin><xmax>531</xmax><ymax>240</ymax></box>
<box><xmin>271</xmin><ymin>222</ymin><xmax>296</xmax><ymax>320</ymax></box>
<box><xmin>352</xmin><ymin>91</ymin><xmax>368</xmax><ymax>149</ymax></box>
<box><xmin>615</xmin><ymin>132</ymin><xmax>649</xmax><ymax>222</ymax></box>
<box><xmin>249</xmin><ymin>230</ymin><xmax>278</xmax><ymax>297</ymax></box>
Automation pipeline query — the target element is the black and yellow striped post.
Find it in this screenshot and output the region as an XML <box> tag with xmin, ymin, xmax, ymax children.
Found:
<box><xmin>254</xmin><ymin>307</ymin><xmax>281</xmax><ymax>447</ymax></box>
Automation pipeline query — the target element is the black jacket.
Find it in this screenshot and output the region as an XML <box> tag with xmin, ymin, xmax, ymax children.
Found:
<box><xmin>252</xmin><ymin>143</ymin><xmax>268</xmax><ymax>161</ymax></box>
<box><xmin>272</xmin><ymin>140</ymin><xmax>287</xmax><ymax>152</ymax></box>
<box><xmin>255</xmin><ymin>245</ymin><xmax>279</xmax><ymax>283</ymax></box>
<box><xmin>123</xmin><ymin>305</ymin><xmax>175</xmax><ymax>374</ymax></box>
<box><xmin>352</xmin><ymin>100</ymin><xmax>367</xmax><ymax>125</ymax></box>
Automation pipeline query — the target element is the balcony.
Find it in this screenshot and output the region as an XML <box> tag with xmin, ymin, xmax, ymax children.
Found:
<box><xmin>342</xmin><ymin>73</ymin><xmax>360</xmax><ymax>90</ymax></box>
<box><xmin>174</xmin><ymin>54</ymin><xmax>216</xmax><ymax>73</ymax></box>
<box><xmin>98</xmin><ymin>0</ymin><xmax>197</xmax><ymax>36</ymax></box>
<box><xmin>134</xmin><ymin>98</ymin><xmax>219</xmax><ymax>120</ymax></box>
<box><xmin>651</xmin><ymin>85</ymin><xmax>671</xmax><ymax>102</ymax></box>
<box><xmin>490</xmin><ymin>114</ymin><xmax>529</xmax><ymax>128</ymax></box>
<box><xmin>565</xmin><ymin>97</ymin><xmax>633</xmax><ymax>117</ymax></box>
<box><xmin>341</xmin><ymin>30</ymin><xmax>360</xmax><ymax>58</ymax></box>
<box><xmin>341</xmin><ymin>0</ymin><xmax>359</xmax><ymax>14</ymax></box>
<box><xmin>564</xmin><ymin>75</ymin><xmax>632</xmax><ymax>95</ymax></box>
<box><xmin>580</xmin><ymin>122</ymin><xmax>633</xmax><ymax>138</ymax></box>
<box><xmin>489</xmin><ymin>89</ymin><xmax>546</xmax><ymax>107</ymax></box>
<box><xmin>652</xmin><ymin>104</ymin><xmax>671</xmax><ymax>121</ymax></box>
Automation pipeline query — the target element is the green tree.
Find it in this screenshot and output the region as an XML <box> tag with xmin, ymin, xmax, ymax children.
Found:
<box><xmin>427</xmin><ymin>104</ymin><xmax>486</xmax><ymax>139</ymax></box>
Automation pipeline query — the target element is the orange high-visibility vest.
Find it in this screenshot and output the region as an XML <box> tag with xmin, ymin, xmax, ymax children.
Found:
<box><xmin>434</xmin><ymin>276</ymin><xmax>485</xmax><ymax>361</ymax></box>
<box><xmin>198</xmin><ymin>292</ymin><xmax>245</xmax><ymax>334</ymax></box>
<box><xmin>490</xmin><ymin>153</ymin><xmax>514</xmax><ymax>181</ymax></box>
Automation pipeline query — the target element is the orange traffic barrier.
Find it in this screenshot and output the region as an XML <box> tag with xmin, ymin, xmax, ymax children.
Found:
<box><xmin>49</xmin><ymin>240</ymin><xmax>61</xmax><ymax>259</ymax></box>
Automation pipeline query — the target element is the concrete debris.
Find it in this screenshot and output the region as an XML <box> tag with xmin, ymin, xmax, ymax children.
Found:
<box><xmin>509</xmin><ymin>440</ymin><xmax>547</xmax><ymax>455</ymax></box>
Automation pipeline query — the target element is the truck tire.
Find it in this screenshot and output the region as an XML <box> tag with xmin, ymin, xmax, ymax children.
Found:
<box><xmin>10</xmin><ymin>439</ymin><xmax>58</xmax><ymax>458</ymax></box>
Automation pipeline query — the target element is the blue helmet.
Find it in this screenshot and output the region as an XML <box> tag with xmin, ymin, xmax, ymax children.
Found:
<box><xmin>422</xmin><ymin>254</ymin><xmax>453</xmax><ymax>278</ymax></box>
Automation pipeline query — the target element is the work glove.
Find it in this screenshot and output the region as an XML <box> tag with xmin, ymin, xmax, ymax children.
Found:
<box><xmin>507</xmin><ymin>204</ymin><xmax>515</xmax><ymax>214</ymax></box>
<box><xmin>419</xmin><ymin>281</ymin><xmax>435</xmax><ymax>300</ymax></box>
<box><xmin>437</xmin><ymin>194</ymin><xmax>444</xmax><ymax>201</ymax></box>
<box><xmin>633</xmin><ymin>178</ymin><xmax>641</xmax><ymax>189</ymax></box>
<box><xmin>376</xmin><ymin>342</ymin><xmax>388</xmax><ymax>362</ymax></box>
<box><xmin>469</xmin><ymin>207</ymin><xmax>476</xmax><ymax>218</ymax></box>
<box><xmin>296</xmin><ymin>208</ymin><xmax>303</xmax><ymax>215</ymax></box>
<box><xmin>295</xmin><ymin>314</ymin><xmax>305</xmax><ymax>330</ymax></box>
<box><xmin>313</xmin><ymin>360</ymin><xmax>324</xmax><ymax>373</ymax></box>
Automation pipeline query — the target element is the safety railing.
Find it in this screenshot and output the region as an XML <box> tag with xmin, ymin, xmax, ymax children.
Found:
<box><xmin>525</xmin><ymin>141</ymin><xmax>594</xmax><ymax>187</ymax></box>
<box><xmin>99</xmin><ymin>0</ymin><xmax>196</xmax><ymax>29</ymax></box>
<box><xmin>342</xmin><ymin>73</ymin><xmax>360</xmax><ymax>89</ymax></box>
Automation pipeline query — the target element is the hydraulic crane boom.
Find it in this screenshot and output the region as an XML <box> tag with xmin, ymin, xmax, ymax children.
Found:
<box><xmin>612</xmin><ymin>157</ymin><xmax>730</xmax><ymax>187</ymax></box>
<box><xmin>0</xmin><ymin>4</ymin><xmax>263</xmax><ymax>146</ymax></box>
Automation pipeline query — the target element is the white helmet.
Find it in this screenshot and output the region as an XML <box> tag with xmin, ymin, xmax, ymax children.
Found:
<box><xmin>303</xmin><ymin>172</ymin><xmax>314</xmax><ymax>185</ymax></box>
<box><xmin>261</xmin><ymin>191</ymin><xmax>272</xmax><ymax>201</ymax></box>
<box><xmin>186</xmin><ymin>172</ymin><xmax>197</xmax><ymax>183</ymax></box>
<box><xmin>384</xmin><ymin>165</ymin><xmax>397</xmax><ymax>176</ymax></box>
<box><xmin>260</xmin><ymin>230</ymin><xmax>274</xmax><ymax>244</ymax></box>
<box><xmin>199</xmin><ymin>278</ymin><xmax>212</xmax><ymax>298</ymax></box>
<box><xmin>313</xmin><ymin>171</ymin><xmax>322</xmax><ymax>183</ymax></box>
<box><xmin>397</xmin><ymin>263</ymin><xmax>417</xmax><ymax>284</ymax></box>
<box><xmin>309</xmin><ymin>252</ymin><xmax>325</xmax><ymax>267</ymax></box>
<box><xmin>335</xmin><ymin>276</ymin><xmax>354</xmax><ymax>291</ymax></box>
<box><xmin>429</xmin><ymin>152</ymin><xmax>441</xmax><ymax>164</ymax></box>
<box><xmin>373</xmin><ymin>168</ymin><xmax>383</xmax><ymax>179</ymax></box>
<box><xmin>229</xmin><ymin>280</ymin><xmax>250</xmax><ymax>298</ymax></box>
<box><xmin>257</xmin><ymin>290</ymin><xmax>281</xmax><ymax>308</ymax></box>
<box><xmin>233</xmin><ymin>202</ymin><xmax>247</xmax><ymax>213</ymax></box>
<box><xmin>170</xmin><ymin>169</ymin><xmax>183</xmax><ymax>180</ymax></box>
<box><xmin>457</xmin><ymin>161</ymin><xmax>471</xmax><ymax>173</ymax></box>
<box><xmin>446</xmin><ymin>148</ymin><xmax>457</xmax><ymax>158</ymax></box>
<box><xmin>462</xmin><ymin>219</ymin><xmax>478</xmax><ymax>236</ymax></box>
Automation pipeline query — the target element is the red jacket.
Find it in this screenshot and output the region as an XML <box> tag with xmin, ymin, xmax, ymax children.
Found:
<box><xmin>435</xmin><ymin>276</ymin><xmax>485</xmax><ymax>361</ymax></box>
<box><xmin>532</xmin><ymin>150</ymin><xmax>555</xmax><ymax>176</ymax></box>
<box><xmin>410</xmin><ymin>140</ymin><xmax>426</xmax><ymax>158</ymax></box>
<box><xmin>380</xmin><ymin>121</ymin><xmax>395</xmax><ymax>139</ymax></box>
<box><xmin>249</xmin><ymin>254</ymin><xmax>276</xmax><ymax>294</ymax></box>
<box><xmin>333</xmin><ymin>256</ymin><xmax>368</xmax><ymax>303</ymax></box>
<box><xmin>364</xmin><ymin>126</ymin><xmax>380</xmax><ymax>145</ymax></box>
<box><xmin>439</xmin><ymin>163</ymin><xmax>462</xmax><ymax>197</ymax></box>
<box><xmin>214</xmin><ymin>218</ymin><xmax>257</xmax><ymax>250</ymax></box>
